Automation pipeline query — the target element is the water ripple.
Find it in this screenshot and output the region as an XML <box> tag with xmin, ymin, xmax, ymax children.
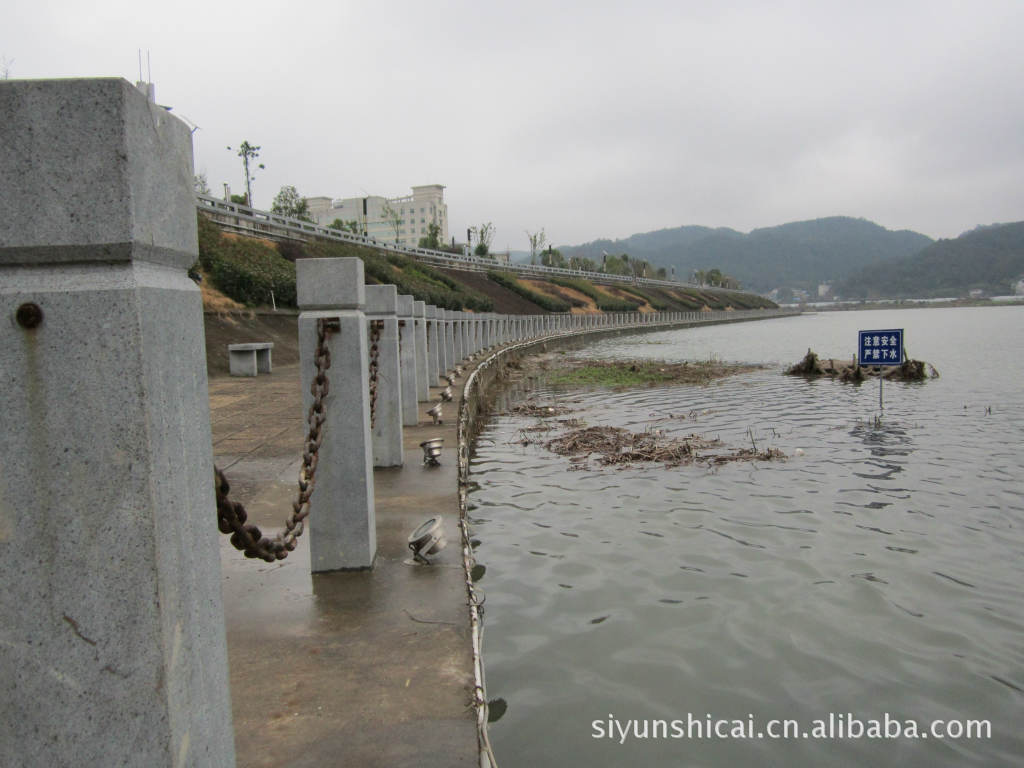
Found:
<box><xmin>473</xmin><ymin>307</ymin><xmax>1024</xmax><ymax>767</ymax></box>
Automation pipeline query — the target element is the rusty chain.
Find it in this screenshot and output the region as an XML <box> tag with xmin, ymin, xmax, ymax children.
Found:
<box><xmin>215</xmin><ymin>317</ymin><xmax>338</xmax><ymax>562</ymax></box>
<box><xmin>369</xmin><ymin>319</ymin><xmax>382</xmax><ymax>428</ymax></box>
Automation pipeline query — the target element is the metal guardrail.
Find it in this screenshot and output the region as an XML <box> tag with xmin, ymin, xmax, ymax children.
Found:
<box><xmin>195</xmin><ymin>194</ymin><xmax>760</xmax><ymax>299</ymax></box>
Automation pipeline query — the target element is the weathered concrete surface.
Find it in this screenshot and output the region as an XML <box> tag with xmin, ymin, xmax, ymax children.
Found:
<box><xmin>1</xmin><ymin>77</ymin><xmax>234</xmax><ymax>768</ymax></box>
<box><xmin>366</xmin><ymin>285</ymin><xmax>404</xmax><ymax>467</ymax></box>
<box><xmin>298</xmin><ymin>257</ymin><xmax>376</xmax><ymax>572</ymax></box>
<box><xmin>0</xmin><ymin>78</ymin><xmax>197</xmax><ymax>268</ymax></box>
<box><xmin>210</xmin><ymin>365</ymin><xmax>477</xmax><ymax>768</ymax></box>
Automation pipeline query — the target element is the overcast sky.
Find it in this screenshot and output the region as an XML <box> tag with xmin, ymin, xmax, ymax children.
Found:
<box><xmin>6</xmin><ymin>1</ymin><xmax>1023</xmax><ymax>250</ymax></box>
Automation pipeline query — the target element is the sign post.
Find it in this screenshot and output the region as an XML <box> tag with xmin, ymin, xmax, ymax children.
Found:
<box><xmin>858</xmin><ymin>329</ymin><xmax>904</xmax><ymax>410</ymax></box>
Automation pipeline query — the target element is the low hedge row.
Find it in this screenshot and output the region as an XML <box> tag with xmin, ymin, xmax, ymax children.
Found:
<box><xmin>546</xmin><ymin>277</ymin><xmax>640</xmax><ymax>312</ymax></box>
<box><xmin>618</xmin><ymin>286</ymin><xmax>669</xmax><ymax>311</ymax></box>
<box><xmin>487</xmin><ymin>271</ymin><xmax>572</xmax><ymax>312</ymax></box>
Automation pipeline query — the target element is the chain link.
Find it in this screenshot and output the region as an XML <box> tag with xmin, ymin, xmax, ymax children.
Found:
<box><xmin>369</xmin><ymin>319</ymin><xmax>382</xmax><ymax>428</ymax></box>
<box><xmin>215</xmin><ymin>317</ymin><xmax>338</xmax><ymax>562</ymax></box>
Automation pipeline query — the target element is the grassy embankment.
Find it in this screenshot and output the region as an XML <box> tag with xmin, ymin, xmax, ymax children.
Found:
<box><xmin>196</xmin><ymin>216</ymin><xmax>776</xmax><ymax>314</ymax></box>
<box><xmin>197</xmin><ymin>215</ymin><xmax>493</xmax><ymax>311</ymax></box>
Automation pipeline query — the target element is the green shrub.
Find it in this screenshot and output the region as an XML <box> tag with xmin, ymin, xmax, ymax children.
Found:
<box><xmin>210</xmin><ymin>238</ymin><xmax>297</xmax><ymax>306</ymax></box>
<box><xmin>197</xmin><ymin>214</ymin><xmax>222</xmax><ymax>268</ymax></box>
<box><xmin>198</xmin><ymin>214</ymin><xmax>297</xmax><ymax>306</ymax></box>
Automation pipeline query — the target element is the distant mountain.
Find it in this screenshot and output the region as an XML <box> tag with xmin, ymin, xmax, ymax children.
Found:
<box><xmin>561</xmin><ymin>217</ymin><xmax>933</xmax><ymax>293</ymax></box>
<box><xmin>836</xmin><ymin>221</ymin><xmax>1024</xmax><ymax>298</ymax></box>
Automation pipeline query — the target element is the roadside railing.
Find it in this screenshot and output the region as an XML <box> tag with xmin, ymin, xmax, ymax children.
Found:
<box><xmin>195</xmin><ymin>194</ymin><xmax>760</xmax><ymax>300</ymax></box>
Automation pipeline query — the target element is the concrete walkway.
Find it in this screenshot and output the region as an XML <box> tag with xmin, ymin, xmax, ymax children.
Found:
<box><xmin>210</xmin><ymin>364</ymin><xmax>478</xmax><ymax>767</ymax></box>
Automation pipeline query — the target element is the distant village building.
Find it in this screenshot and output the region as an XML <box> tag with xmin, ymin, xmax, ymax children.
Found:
<box><xmin>307</xmin><ymin>185</ymin><xmax>449</xmax><ymax>249</ymax></box>
<box><xmin>818</xmin><ymin>283</ymin><xmax>832</xmax><ymax>298</ymax></box>
<box><xmin>1015</xmin><ymin>277</ymin><xmax>1024</xmax><ymax>296</ymax></box>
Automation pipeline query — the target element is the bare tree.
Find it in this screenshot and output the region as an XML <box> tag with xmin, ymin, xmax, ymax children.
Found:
<box><xmin>193</xmin><ymin>172</ymin><xmax>211</xmax><ymax>195</ymax></box>
<box><xmin>382</xmin><ymin>201</ymin><xmax>403</xmax><ymax>242</ymax></box>
<box><xmin>1</xmin><ymin>56</ymin><xmax>13</xmax><ymax>80</ymax></box>
<box><xmin>470</xmin><ymin>222</ymin><xmax>495</xmax><ymax>256</ymax></box>
<box><xmin>226</xmin><ymin>141</ymin><xmax>264</xmax><ymax>206</ymax></box>
<box><xmin>526</xmin><ymin>228</ymin><xmax>546</xmax><ymax>265</ymax></box>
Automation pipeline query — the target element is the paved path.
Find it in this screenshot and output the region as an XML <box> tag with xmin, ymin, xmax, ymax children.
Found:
<box><xmin>210</xmin><ymin>365</ymin><xmax>478</xmax><ymax>767</ymax></box>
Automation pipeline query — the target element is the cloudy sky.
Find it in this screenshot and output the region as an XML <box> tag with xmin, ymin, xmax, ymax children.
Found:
<box><xmin>6</xmin><ymin>1</ymin><xmax>1023</xmax><ymax>250</ymax></box>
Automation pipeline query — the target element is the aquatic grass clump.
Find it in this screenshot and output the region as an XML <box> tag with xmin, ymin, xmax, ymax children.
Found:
<box><xmin>548</xmin><ymin>359</ymin><xmax>758</xmax><ymax>389</ymax></box>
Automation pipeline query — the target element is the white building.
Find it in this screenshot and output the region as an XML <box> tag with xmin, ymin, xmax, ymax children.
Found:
<box><xmin>307</xmin><ymin>184</ymin><xmax>449</xmax><ymax>249</ymax></box>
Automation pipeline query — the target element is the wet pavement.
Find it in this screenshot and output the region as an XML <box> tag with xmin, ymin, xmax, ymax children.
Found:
<box><xmin>210</xmin><ymin>364</ymin><xmax>478</xmax><ymax>768</ymax></box>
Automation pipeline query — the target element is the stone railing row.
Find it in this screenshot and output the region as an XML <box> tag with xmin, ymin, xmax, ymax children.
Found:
<box><xmin>295</xmin><ymin>255</ymin><xmax>794</xmax><ymax>571</ymax></box>
<box><xmin>196</xmin><ymin>193</ymin><xmax>755</xmax><ymax>296</ymax></box>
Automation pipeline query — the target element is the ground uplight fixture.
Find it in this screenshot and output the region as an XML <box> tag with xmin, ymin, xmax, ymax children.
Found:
<box><xmin>427</xmin><ymin>403</ymin><xmax>443</xmax><ymax>424</ymax></box>
<box><xmin>408</xmin><ymin>516</ymin><xmax>447</xmax><ymax>564</ymax></box>
<box><xmin>420</xmin><ymin>437</ymin><xmax>443</xmax><ymax>466</ymax></box>
<box><xmin>441</xmin><ymin>385</ymin><xmax>453</xmax><ymax>402</ymax></box>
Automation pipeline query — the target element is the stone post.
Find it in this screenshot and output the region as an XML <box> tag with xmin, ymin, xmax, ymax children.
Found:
<box><xmin>0</xmin><ymin>78</ymin><xmax>234</xmax><ymax>766</ymax></box>
<box><xmin>459</xmin><ymin>312</ymin><xmax>470</xmax><ymax>360</ymax></box>
<box><xmin>426</xmin><ymin>305</ymin><xmax>442</xmax><ymax>384</ymax></box>
<box><xmin>442</xmin><ymin>309</ymin><xmax>454</xmax><ymax>374</ymax></box>
<box><xmin>483</xmin><ymin>313</ymin><xmax>493</xmax><ymax>349</ymax></box>
<box><xmin>414</xmin><ymin>300</ymin><xmax>429</xmax><ymax>402</ymax></box>
<box><xmin>461</xmin><ymin>312</ymin><xmax>472</xmax><ymax>358</ymax></box>
<box><xmin>365</xmin><ymin>285</ymin><xmax>403</xmax><ymax>467</ymax></box>
<box><xmin>450</xmin><ymin>310</ymin><xmax>463</xmax><ymax>366</ymax></box>
<box><xmin>297</xmin><ymin>258</ymin><xmax>376</xmax><ymax>571</ymax></box>
<box><xmin>471</xmin><ymin>314</ymin><xmax>479</xmax><ymax>353</ymax></box>
<box><xmin>397</xmin><ymin>294</ymin><xmax>418</xmax><ymax>427</ymax></box>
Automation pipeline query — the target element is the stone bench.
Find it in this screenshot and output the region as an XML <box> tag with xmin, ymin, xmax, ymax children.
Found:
<box><xmin>228</xmin><ymin>342</ymin><xmax>273</xmax><ymax>376</ymax></box>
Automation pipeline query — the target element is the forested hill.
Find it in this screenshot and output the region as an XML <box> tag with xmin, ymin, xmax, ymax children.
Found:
<box><xmin>561</xmin><ymin>217</ymin><xmax>933</xmax><ymax>293</ymax></box>
<box><xmin>835</xmin><ymin>222</ymin><xmax>1024</xmax><ymax>298</ymax></box>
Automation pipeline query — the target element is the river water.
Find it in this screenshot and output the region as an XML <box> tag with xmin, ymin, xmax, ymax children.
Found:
<box><xmin>468</xmin><ymin>307</ymin><xmax>1024</xmax><ymax>767</ymax></box>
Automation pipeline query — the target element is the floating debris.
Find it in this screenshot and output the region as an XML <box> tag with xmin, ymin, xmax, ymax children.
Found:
<box><xmin>504</xmin><ymin>401</ymin><xmax>573</xmax><ymax>417</ymax></box>
<box><xmin>544</xmin><ymin>425</ymin><xmax>783</xmax><ymax>468</ymax></box>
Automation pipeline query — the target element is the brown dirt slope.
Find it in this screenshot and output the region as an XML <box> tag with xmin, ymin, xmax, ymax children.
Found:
<box><xmin>436</xmin><ymin>267</ymin><xmax>546</xmax><ymax>314</ymax></box>
<box><xmin>521</xmin><ymin>279</ymin><xmax>601</xmax><ymax>313</ymax></box>
<box><xmin>204</xmin><ymin>312</ymin><xmax>299</xmax><ymax>378</ymax></box>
